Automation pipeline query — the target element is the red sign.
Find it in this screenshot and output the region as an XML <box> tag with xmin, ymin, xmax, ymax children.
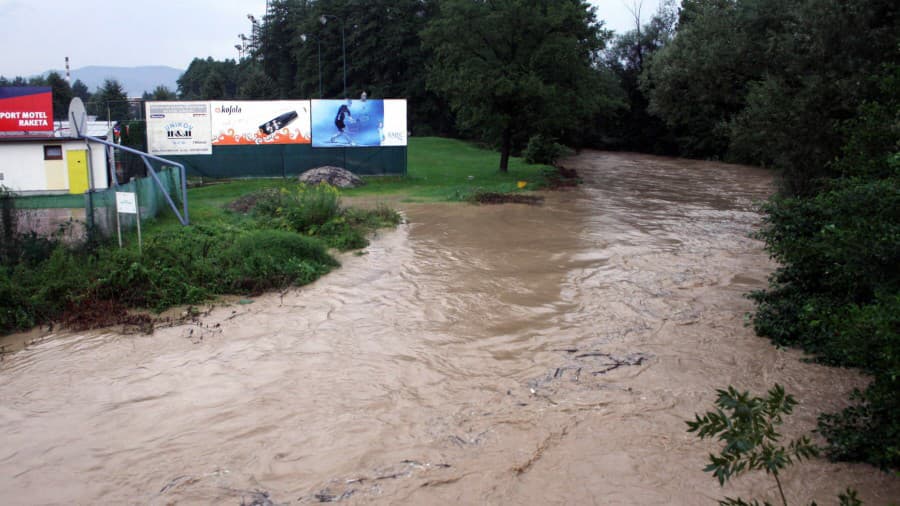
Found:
<box><xmin>0</xmin><ymin>87</ymin><xmax>54</xmax><ymax>132</ymax></box>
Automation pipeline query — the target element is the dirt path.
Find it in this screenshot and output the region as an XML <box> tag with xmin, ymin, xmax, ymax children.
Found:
<box><xmin>1</xmin><ymin>152</ymin><xmax>897</xmax><ymax>505</ymax></box>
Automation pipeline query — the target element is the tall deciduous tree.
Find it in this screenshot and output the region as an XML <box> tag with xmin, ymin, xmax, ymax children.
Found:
<box><xmin>423</xmin><ymin>0</ymin><xmax>610</xmax><ymax>171</ymax></box>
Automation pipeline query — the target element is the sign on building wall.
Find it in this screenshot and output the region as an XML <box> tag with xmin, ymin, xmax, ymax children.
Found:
<box><xmin>0</xmin><ymin>87</ymin><xmax>53</xmax><ymax>132</ymax></box>
<box><xmin>311</xmin><ymin>99</ymin><xmax>407</xmax><ymax>148</ymax></box>
<box><xmin>145</xmin><ymin>101</ymin><xmax>212</xmax><ymax>155</ymax></box>
<box><xmin>211</xmin><ymin>101</ymin><xmax>311</xmax><ymax>145</ymax></box>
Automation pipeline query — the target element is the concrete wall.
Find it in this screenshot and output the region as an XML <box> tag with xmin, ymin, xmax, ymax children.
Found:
<box><xmin>0</xmin><ymin>140</ymin><xmax>109</xmax><ymax>194</ymax></box>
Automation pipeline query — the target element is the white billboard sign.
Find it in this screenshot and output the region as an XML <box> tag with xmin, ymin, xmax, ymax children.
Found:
<box><xmin>211</xmin><ymin>100</ymin><xmax>311</xmax><ymax>145</ymax></box>
<box><xmin>146</xmin><ymin>101</ymin><xmax>212</xmax><ymax>155</ymax></box>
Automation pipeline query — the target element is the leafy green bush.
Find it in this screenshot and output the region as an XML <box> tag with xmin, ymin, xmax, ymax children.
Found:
<box><xmin>524</xmin><ymin>134</ymin><xmax>568</xmax><ymax>165</ymax></box>
<box><xmin>816</xmin><ymin>294</ymin><xmax>900</xmax><ymax>469</ymax></box>
<box><xmin>751</xmin><ymin>173</ymin><xmax>899</xmax><ymax>468</ymax></box>
<box><xmin>254</xmin><ymin>183</ymin><xmax>341</xmax><ymax>233</ymax></box>
<box><xmin>93</xmin><ymin>225</ymin><xmax>338</xmax><ymax>308</ymax></box>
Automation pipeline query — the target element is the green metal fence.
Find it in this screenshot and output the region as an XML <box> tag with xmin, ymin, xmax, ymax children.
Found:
<box><xmin>165</xmin><ymin>145</ymin><xmax>407</xmax><ymax>179</ymax></box>
<box><xmin>12</xmin><ymin>166</ymin><xmax>182</xmax><ymax>240</ymax></box>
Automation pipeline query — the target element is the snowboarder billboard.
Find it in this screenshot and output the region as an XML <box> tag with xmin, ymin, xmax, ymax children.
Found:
<box><xmin>311</xmin><ymin>99</ymin><xmax>406</xmax><ymax>148</ymax></box>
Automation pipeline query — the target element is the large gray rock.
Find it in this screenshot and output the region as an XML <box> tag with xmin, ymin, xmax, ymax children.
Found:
<box><xmin>298</xmin><ymin>166</ymin><xmax>365</xmax><ymax>188</ymax></box>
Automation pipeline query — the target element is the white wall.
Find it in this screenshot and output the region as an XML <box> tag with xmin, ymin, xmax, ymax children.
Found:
<box><xmin>0</xmin><ymin>140</ymin><xmax>109</xmax><ymax>194</ymax></box>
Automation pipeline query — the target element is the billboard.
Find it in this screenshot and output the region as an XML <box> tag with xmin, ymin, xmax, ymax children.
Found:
<box><xmin>311</xmin><ymin>99</ymin><xmax>407</xmax><ymax>148</ymax></box>
<box><xmin>211</xmin><ymin>100</ymin><xmax>311</xmax><ymax>145</ymax></box>
<box><xmin>0</xmin><ymin>87</ymin><xmax>53</xmax><ymax>132</ymax></box>
<box><xmin>146</xmin><ymin>101</ymin><xmax>213</xmax><ymax>155</ymax></box>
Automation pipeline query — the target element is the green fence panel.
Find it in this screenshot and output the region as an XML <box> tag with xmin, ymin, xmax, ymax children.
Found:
<box><xmin>166</xmin><ymin>145</ymin><xmax>407</xmax><ymax>179</ymax></box>
<box><xmin>11</xmin><ymin>167</ymin><xmax>182</xmax><ymax>240</ymax></box>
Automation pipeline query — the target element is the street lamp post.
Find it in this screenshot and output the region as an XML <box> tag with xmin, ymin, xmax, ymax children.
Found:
<box><xmin>300</xmin><ymin>34</ymin><xmax>323</xmax><ymax>98</ymax></box>
<box><xmin>238</xmin><ymin>33</ymin><xmax>249</xmax><ymax>59</ymax></box>
<box><xmin>319</xmin><ymin>14</ymin><xmax>346</xmax><ymax>98</ymax></box>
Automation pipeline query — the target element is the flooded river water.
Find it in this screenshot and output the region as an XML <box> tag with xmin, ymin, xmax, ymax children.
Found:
<box><xmin>2</xmin><ymin>152</ymin><xmax>898</xmax><ymax>505</ymax></box>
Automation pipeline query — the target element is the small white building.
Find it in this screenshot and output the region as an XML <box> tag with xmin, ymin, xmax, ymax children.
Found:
<box><xmin>0</xmin><ymin>121</ymin><xmax>111</xmax><ymax>195</ymax></box>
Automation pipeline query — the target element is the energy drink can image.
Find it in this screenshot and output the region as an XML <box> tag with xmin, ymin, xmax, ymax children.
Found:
<box><xmin>259</xmin><ymin>110</ymin><xmax>298</xmax><ymax>136</ymax></box>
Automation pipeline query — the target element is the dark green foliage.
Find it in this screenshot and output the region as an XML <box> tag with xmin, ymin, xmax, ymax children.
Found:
<box><xmin>749</xmin><ymin>169</ymin><xmax>899</xmax><ymax>468</ymax></box>
<box><xmin>599</xmin><ymin>0</ymin><xmax>678</xmax><ymax>153</ymax></box>
<box><xmin>422</xmin><ymin>0</ymin><xmax>613</xmax><ymax>171</ymax></box>
<box><xmin>752</xmin><ymin>178</ymin><xmax>899</xmax><ymax>321</ymax></box>
<box><xmin>815</xmin><ymin>294</ymin><xmax>900</xmax><ymax>469</ymax></box>
<box><xmin>523</xmin><ymin>135</ymin><xmax>568</xmax><ymax>165</ymax></box>
<box><xmin>89</xmin><ymin>79</ymin><xmax>131</xmax><ymax>121</ymax></box>
<box><xmin>142</xmin><ymin>85</ymin><xmax>177</xmax><ymax>101</ymax></box>
<box><xmin>644</xmin><ymin>0</ymin><xmax>899</xmax><ymax>185</ymax></box>
<box><xmin>71</xmin><ymin>79</ymin><xmax>91</xmax><ymax>102</ymax></box>
<box><xmin>177</xmin><ymin>57</ymin><xmax>241</xmax><ymax>100</ymax></box>
<box><xmin>46</xmin><ymin>72</ymin><xmax>73</xmax><ymax>121</ymax></box>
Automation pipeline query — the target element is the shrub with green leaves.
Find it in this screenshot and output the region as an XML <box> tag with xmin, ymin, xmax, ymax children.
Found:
<box><xmin>524</xmin><ymin>134</ymin><xmax>569</xmax><ymax>165</ymax></box>
<box><xmin>688</xmin><ymin>384</ymin><xmax>861</xmax><ymax>506</ymax></box>
<box><xmin>750</xmin><ymin>172</ymin><xmax>899</xmax><ymax>468</ymax></box>
<box><xmin>253</xmin><ymin>183</ymin><xmax>341</xmax><ymax>233</ymax></box>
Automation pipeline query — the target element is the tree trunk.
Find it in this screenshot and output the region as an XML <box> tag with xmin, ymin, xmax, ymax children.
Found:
<box><xmin>499</xmin><ymin>126</ymin><xmax>511</xmax><ymax>173</ymax></box>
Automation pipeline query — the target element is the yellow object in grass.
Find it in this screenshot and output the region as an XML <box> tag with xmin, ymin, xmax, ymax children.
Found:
<box><xmin>517</xmin><ymin>181</ymin><xmax>528</xmax><ymax>189</ymax></box>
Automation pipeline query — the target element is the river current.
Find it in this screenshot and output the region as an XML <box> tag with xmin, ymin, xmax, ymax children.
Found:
<box><xmin>2</xmin><ymin>152</ymin><xmax>897</xmax><ymax>505</ymax></box>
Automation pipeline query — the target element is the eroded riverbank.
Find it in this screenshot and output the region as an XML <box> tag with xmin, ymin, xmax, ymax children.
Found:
<box><xmin>1</xmin><ymin>152</ymin><xmax>897</xmax><ymax>505</ymax></box>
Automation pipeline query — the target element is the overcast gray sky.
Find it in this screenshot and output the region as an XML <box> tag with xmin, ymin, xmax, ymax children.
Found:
<box><xmin>1</xmin><ymin>0</ymin><xmax>663</xmax><ymax>78</ymax></box>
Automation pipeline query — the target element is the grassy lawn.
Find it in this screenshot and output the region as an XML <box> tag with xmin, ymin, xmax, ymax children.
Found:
<box><xmin>347</xmin><ymin>136</ymin><xmax>552</xmax><ymax>201</ymax></box>
<box><xmin>165</xmin><ymin>137</ymin><xmax>551</xmax><ymax>228</ymax></box>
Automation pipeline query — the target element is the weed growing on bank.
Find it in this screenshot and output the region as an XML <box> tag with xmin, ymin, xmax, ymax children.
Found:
<box><xmin>249</xmin><ymin>183</ymin><xmax>402</xmax><ymax>251</ymax></box>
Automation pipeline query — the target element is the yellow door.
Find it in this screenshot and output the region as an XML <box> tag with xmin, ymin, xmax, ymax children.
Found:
<box><xmin>66</xmin><ymin>150</ymin><xmax>89</xmax><ymax>194</ymax></box>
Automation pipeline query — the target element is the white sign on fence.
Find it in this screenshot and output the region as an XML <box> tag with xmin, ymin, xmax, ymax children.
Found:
<box><xmin>145</xmin><ymin>101</ymin><xmax>213</xmax><ymax>155</ymax></box>
<box><xmin>116</xmin><ymin>192</ymin><xmax>137</xmax><ymax>214</ymax></box>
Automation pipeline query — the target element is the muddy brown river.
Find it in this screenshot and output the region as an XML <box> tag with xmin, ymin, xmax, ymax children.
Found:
<box><xmin>2</xmin><ymin>152</ymin><xmax>898</xmax><ymax>505</ymax></box>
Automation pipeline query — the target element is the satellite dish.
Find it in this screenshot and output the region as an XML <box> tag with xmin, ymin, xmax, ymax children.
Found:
<box><xmin>68</xmin><ymin>97</ymin><xmax>87</xmax><ymax>137</ymax></box>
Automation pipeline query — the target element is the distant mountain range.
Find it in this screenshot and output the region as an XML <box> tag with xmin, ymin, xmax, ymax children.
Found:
<box><xmin>47</xmin><ymin>65</ymin><xmax>183</xmax><ymax>97</ymax></box>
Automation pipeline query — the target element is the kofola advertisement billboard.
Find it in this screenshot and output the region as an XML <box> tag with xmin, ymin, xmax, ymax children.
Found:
<box><xmin>311</xmin><ymin>99</ymin><xmax>407</xmax><ymax>148</ymax></box>
<box><xmin>146</xmin><ymin>101</ymin><xmax>213</xmax><ymax>155</ymax></box>
<box><xmin>211</xmin><ymin>101</ymin><xmax>311</xmax><ymax>145</ymax></box>
<box><xmin>0</xmin><ymin>87</ymin><xmax>53</xmax><ymax>132</ymax></box>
